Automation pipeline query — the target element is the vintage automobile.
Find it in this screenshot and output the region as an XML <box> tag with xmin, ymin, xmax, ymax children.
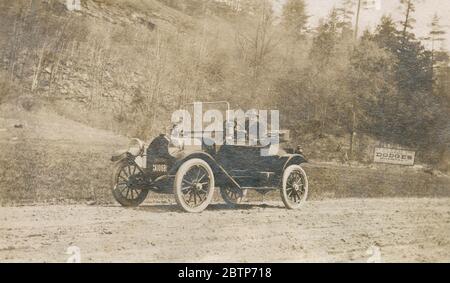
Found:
<box><xmin>111</xmin><ymin>102</ymin><xmax>309</xmax><ymax>213</ymax></box>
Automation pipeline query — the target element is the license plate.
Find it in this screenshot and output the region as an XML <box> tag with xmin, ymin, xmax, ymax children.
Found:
<box><xmin>152</xmin><ymin>164</ymin><xmax>167</xmax><ymax>173</ymax></box>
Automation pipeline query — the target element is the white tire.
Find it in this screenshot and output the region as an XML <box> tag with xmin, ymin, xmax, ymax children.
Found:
<box><xmin>280</xmin><ymin>165</ymin><xmax>308</xmax><ymax>209</ymax></box>
<box><xmin>174</xmin><ymin>159</ymin><xmax>215</xmax><ymax>213</ymax></box>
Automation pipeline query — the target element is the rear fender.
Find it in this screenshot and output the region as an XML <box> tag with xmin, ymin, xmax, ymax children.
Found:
<box><xmin>278</xmin><ymin>154</ymin><xmax>308</xmax><ymax>187</ymax></box>
<box><xmin>282</xmin><ymin>154</ymin><xmax>308</xmax><ymax>172</ymax></box>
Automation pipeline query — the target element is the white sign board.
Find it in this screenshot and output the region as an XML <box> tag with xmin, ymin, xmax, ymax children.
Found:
<box><xmin>374</xmin><ymin>148</ymin><xmax>415</xmax><ymax>166</ymax></box>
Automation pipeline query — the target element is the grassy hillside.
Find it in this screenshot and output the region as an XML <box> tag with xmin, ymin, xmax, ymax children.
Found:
<box><xmin>0</xmin><ymin>102</ymin><xmax>449</xmax><ymax>205</ymax></box>
<box><xmin>0</xmin><ymin>103</ymin><xmax>128</xmax><ymax>205</ymax></box>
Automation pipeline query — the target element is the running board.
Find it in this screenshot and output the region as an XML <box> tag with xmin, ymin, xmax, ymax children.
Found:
<box><xmin>241</xmin><ymin>187</ymin><xmax>278</xmax><ymax>191</ymax></box>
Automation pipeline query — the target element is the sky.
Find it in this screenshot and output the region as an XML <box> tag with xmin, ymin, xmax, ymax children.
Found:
<box><xmin>274</xmin><ymin>0</ymin><xmax>450</xmax><ymax>50</ymax></box>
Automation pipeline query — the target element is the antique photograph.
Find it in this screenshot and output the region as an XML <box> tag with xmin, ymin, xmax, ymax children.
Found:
<box><xmin>0</xmin><ymin>0</ymin><xmax>449</xmax><ymax>263</ymax></box>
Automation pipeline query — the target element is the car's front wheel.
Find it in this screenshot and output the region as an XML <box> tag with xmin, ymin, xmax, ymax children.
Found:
<box><xmin>174</xmin><ymin>158</ymin><xmax>215</xmax><ymax>213</ymax></box>
<box><xmin>112</xmin><ymin>160</ymin><xmax>149</xmax><ymax>207</ymax></box>
<box><xmin>280</xmin><ymin>165</ymin><xmax>308</xmax><ymax>209</ymax></box>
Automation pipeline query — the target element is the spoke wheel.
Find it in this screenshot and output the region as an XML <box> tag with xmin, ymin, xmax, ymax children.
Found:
<box><xmin>112</xmin><ymin>160</ymin><xmax>148</xmax><ymax>207</ymax></box>
<box><xmin>174</xmin><ymin>159</ymin><xmax>215</xmax><ymax>213</ymax></box>
<box><xmin>220</xmin><ymin>187</ymin><xmax>247</xmax><ymax>207</ymax></box>
<box><xmin>280</xmin><ymin>165</ymin><xmax>308</xmax><ymax>209</ymax></box>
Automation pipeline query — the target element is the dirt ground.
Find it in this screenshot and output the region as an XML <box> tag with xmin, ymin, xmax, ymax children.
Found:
<box><xmin>0</xmin><ymin>198</ymin><xmax>449</xmax><ymax>263</ymax></box>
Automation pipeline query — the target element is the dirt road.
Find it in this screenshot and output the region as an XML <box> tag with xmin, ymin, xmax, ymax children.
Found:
<box><xmin>0</xmin><ymin>198</ymin><xmax>449</xmax><ymax>262</ymax></box>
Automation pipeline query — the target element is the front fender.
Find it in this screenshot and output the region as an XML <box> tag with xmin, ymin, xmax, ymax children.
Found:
<box><xmin>111</xmin><ymin>150</ymin><xmax>127</xmax><ymax>162</ymax></box>
<box><xmin>111</xmin><ymin>151</ymin><xmax>138</xmax><ymax>162</ymax></box>
<box><xmin>111</xmin><ymin>138</ymin><xmax>146</xmax><ymax>162</ymax></box>
<box><xmin>169</xmin><ymin>151</ymin><xmax>241</xmax><ymax>190</ymax></box>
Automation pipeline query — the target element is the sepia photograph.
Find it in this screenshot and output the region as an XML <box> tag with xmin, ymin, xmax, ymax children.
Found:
<box><xmin>0</xmin><ymin>0</ymin><xmax>449</xmax><ymax>266</ymax></box>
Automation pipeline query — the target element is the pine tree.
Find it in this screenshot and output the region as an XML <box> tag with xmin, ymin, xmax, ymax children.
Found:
<box><xmin>427</xmin><ymin>14</ymin><xmax>447</xmax><ymax>65</ymax></box>
<box><xmin>336</xmin><ymin>0</ymin><xmax>356</xmax><ymax>27</ymax></box>
<box><xmin>372</xmin><ymin>13</ymin><xmax>436</xmax><ymax>145</ymax></box>
<box><xmin>424</xmin><ymin>14</ymin><xmax>449</xmax><ymax>95</ymax></box>
<box><xmin>399</xmin><ymin>0</ymin><xmax>416</xmax><ymax>38</ymax></box>
<box><xmin>310</xmin><ymin>8</ymin><xmax>340</xmax><ymax>65</ymax></box>
<box><xmin>281</xmin><ymin>0</ymin><xmax>309</xmax><ymax>40</ymax></box>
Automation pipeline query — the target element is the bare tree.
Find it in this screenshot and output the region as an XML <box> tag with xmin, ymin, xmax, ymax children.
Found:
<box><xmin>235</xmin><ymin>0</ymin><xmax>279</xmax><ymax>79</ymax></box>
<box><xmin>31</xmin><ymin>37</ymin><xmax>48</xmax><ymax>92</ymax></box>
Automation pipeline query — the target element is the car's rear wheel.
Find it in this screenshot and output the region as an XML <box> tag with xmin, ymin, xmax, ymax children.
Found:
<box><xmin>280</xmin><ymin>165</ymin><xmax>308</xmax><ymax>209</ymax></box>
<box><xmin>220</xmin><ymin>187</ymin><xmax>247</xmax><ymax>207</ymax></box>
<box><xmin>112</xmin><ymin>160</ymin><xmax>148</xmax><ymax>207</ymax></box>
<box><xmin>174</xmin><ymin>159</ymin><xmax>215</xmax><ymax>213</ymax></box>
